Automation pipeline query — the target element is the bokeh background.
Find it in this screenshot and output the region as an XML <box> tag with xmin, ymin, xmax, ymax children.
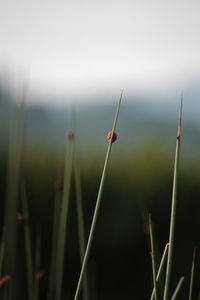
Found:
<box><xmin>1</xmin><ymin>1</ymin><xmax>200</xmax><ymax>299</ymax></box>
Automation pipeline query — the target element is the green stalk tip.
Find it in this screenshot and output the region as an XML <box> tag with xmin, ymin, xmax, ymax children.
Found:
<box><xmin>177</xmin><ymin>96</ymin><xmax>183</xmax><ymax>141</ymax></box>
<box><xmin>170</xmin><ymin>277</ymin><xmax>184</xmax><ymax>300</ymax></box>
<box><xmin>189</xmin><ymin>248</ymin><xmax>196</xmax><ymax>300</ymax></box>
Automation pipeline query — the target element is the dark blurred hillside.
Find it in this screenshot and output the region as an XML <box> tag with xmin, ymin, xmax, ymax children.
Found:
<box><xmin>0</xmin><ymin>84</ymin><xmax>200</xmax><ymax>160</ymax></box>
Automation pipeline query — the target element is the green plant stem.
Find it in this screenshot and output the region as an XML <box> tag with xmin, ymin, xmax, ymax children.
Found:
<box><xmin>189</xmin><ymin>248</ymin><xmax>196</xmax><ymax>300</ymax></box>
<box><xmin>47</xmin><ymin>189</ymin><xmax>61</xmax><ymax>300</ymax></box>
<box><xmin>170</xmin><ymin>277</ymin><xmax>184</xmax><ymax>300</ymax></box>
<box><xmin>151</xmin><ymin>243</ymin><xmax>169</xmax><ymax>300</ymax></box>
<box><xmin>21</xmin><ymin>182</ymin><xmax>33</xmax><ymax>300</ymax></box>
<box><xmin>149</xmin><ymin>214</ymin><xmax>158</xmax><ymax>300</ymax></box>
<box><xmin>55</xmin><ymin>124</ymin><xmax>75</xmax><ymax>300</ymax></box>
<box><xmin>4</xmin><ymin>96</ymin><xmax>25</xmax><ymax>300</ymax></box>
<box><xmin>74</xmin><ymin>165</ymin><xmax>89</xmax><ymax>300</ymax></box>
<box><xmin>163</xmin><ymin>99</ymin><xmax>182</xmax><ymax>300</ymax></box>
<box><xmin>74</xmin><ymin>92</ymin><xmax>122</xmax><ymax>300</ymax></box>
<box><xmin>33</xmin><ymin>226</ymin><xmax>41</xmax><ymax>300</ymax></box>
<box><xmin>33</xmin><ymin>280</ymin><xmax>39</xmax><ymax>300</ymax></box>
<box><xmin>0</xmin><ymin>229</ymin><xmax>5</xmax><ymax>278</ymax></box>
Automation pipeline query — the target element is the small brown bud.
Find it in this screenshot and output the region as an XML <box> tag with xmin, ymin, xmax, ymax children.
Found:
<box><xmin>0</xmin><ymin>275</ymin><xmax>11</xmax><ymax>287</ymax></box>
<box><xmin>54</xmin><ymin>179</ymin><xmax>63</xmax><ymax>191</ymax></box>
<box><xmin>107</xmin><ymin>131</ymin><xmax>117</xmax><ymax>143</ymax></box>
<box><xmin>67</xmin><ymin>130</ymin><xmax>74</xmax><ymax>140</ymax></box>
<box><xmin>36</xmin><ymin>271</ymin><xmax>45</xmax><ymax>280</ymax></box>
<box><xmin>17</xmin><ymin>213</ymin><xmax>26</xmax><ymax>224</ymax></box>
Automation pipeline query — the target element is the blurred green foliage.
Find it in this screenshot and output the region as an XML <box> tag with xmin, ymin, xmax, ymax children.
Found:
<box><xmin>1</xmin><ymin>139</ymin><xmax>200</xmax><ymax>299</ymax></box>
<box><xmin>0</xmin><ymin>89</ymin><xmax>200</xmax><ymax>299</ymax></box>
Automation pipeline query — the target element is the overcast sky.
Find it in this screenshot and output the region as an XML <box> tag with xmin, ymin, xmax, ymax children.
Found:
<box><xmin>0</xmin><ymin>0</ymin><xmax>200</xmax><ymax>103</ymax></box>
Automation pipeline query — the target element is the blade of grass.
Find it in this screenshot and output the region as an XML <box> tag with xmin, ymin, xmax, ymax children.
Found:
<box><xmin>163</xmin><ymin>98</ymin><xmax>183</xmax><ymax>300</ymax></box>
<box><xmin>151</xmin><ymin>243</ymin><xmax>169</xmax><ymax>300</ymax></box>
<box><xmin>170</xmin><ymin>277</ymin><xmax>184</xmax><ymax>300</ymax></box>
<box><xmin>189</xmin><ymin>248</ymin><xmax>196</xmax><ymax>300</ymax></box>
<box><xmin>55</xmin><ymin>112</ymin><xmax>75</xmax><ymax>300</ymax></box>
<box><xmin>21</xmin><ymin>182</ymin><xmax>33</xmax><ymax>300</ymax></box>
<box><xmin>149</xmin><ymin>214</ymin><xmax>158</xmax><ymax>300</ymax></box>
<box><xmin>47</xmin><ymin>183</ymin><xmax>62</xmax><ymax>300</ymax></box>
<box><xmin>74</xmin><ymin>91</ymin><xmax>122</xmax><ymax>300</ymax></box>
<box><xmin>74</xmin><ymin>164</ymin><xmax>88</xmax><ymax>300</ymax></box>
<box><xmin>0</xmin><ymin>229</ymin><xmax>5</xmax><ymax>278</ymax></box>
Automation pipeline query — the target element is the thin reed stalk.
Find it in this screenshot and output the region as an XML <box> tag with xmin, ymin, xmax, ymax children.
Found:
<box><xmin>189</xmin><ymin>248</ymin><xmax>196</xmax><ymax>300</ymax></box>
<box><xmin>74</xmin><ymin>91</ymin><xmax>122</xmax><ymax>300</ymax></box>
<box><xmin>170</xmin><ymin>277</ymin><xmax>184</xmax><ymax>300</ymax></box>
<box><xmin>74</xmin><ymin>165</ymin><xmax>88</xmax><ymax>300</ymax></box>
<box><xmin>149</xmin><ymin>214</ymin><xmax>158</xmax><ymax>300</ymax></box>
<box><xmin>21</xmin><ymin>182</ymin><xmax>33</xmax><ymax>300</ymax></box>
<box><xmin>47</xmin><ymin>185</ymin><xmax>62</xmax><ymax>300</ymax></box>
<box><xmin>55</xmin><ymin>113</ymin><xmax>75</xmax><ymax>300</ymax></box>
<box><xmin>151</xmin><ymin>243</ymin><xmax>169</xmax><ymax>300</ymax></box>
<box><xmin>0</xmin><ymin>229</ymin><xmax>5</xmax><ymax>278</ymax></box>
<box><xmin>163</xmin><ymin>98</ymin><xmax>183</xmax><ymax>300</ymax></box>
<box><xmin>33</xmin><ymin>226</ymin><xmax>41</xmax><ymax>300</ymax></box>
<box><xmin>4</xmin><ymin>94</ymin><xmax>25</xmax><ymax>299</ymax></box>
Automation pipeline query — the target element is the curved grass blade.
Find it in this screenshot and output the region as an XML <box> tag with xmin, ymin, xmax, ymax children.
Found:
<box><xmin>149</xmin><ymin>214</ymin><xmax>158</xmax><ymax>300</ymax></box>
<box><xmin>74</xmin><ymin>91</ymin><xmax>123</xmax><ymax>300</ymax></box>
<box><xmin>151</xmin><ymin>243</ymin><xmax>169</xmax><ymax>300</ymax></box>
<box><xmin>170</xmin><ymin>277</ymin><xmax>184</xmax><ymax>300</ymax></box>
<box><xmin>163</xmin><ymin>98</ymin><xmax>183</xmax><ymax>300</ymax></box>
<box><xmin>189</xmin><ymin>248</ymin><xmax>196</xmax><ymax>300</ymax></box>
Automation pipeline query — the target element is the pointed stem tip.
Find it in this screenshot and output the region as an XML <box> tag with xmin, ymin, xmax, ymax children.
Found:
<box><xmin>193</xmin><ymin>247</ymin><xmax>196</xmax><ymax>263</ymax></box>
<box><xmin>119</xmin><ymin>90</ymin><xmax>123</xmax><ymax>104</ymax></box>
<box><xmin>177</xmin><ymin>96</ymin><xmax>183</xmax><ymax>141</ymax></box>
<box><xmin>149</xmin><ymin>213</ymin><xmax>152</xmax><ymax>227</ymax></box>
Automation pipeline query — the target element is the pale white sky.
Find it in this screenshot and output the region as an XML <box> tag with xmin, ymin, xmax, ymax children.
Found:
<box><xmin>0</xmin><ymin>0</ymin><xmax>200</xmax><ymax>103</ymax></box>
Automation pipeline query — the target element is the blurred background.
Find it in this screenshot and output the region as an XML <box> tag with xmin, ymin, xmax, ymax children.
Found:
<box><xmin>1</xmin><ymin>1</ymin><xmax>200</xmax><ymax>299</ymax></box>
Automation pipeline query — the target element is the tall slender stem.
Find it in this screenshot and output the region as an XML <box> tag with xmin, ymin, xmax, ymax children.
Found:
<box><xmin>189</xmin><ymin>248</ymin><xmax>196</xmax><ymax>300</ymax></box>
<box><xmin>21</xmin><ymin>182</ymin><xmax>33</xmax><ymax>300</ymax></box>
<box><xmin>4</xmin><ymin>94</ymin><xmax>25</xmax><ymax>300</ymax></box>
<box><xmin>74</xmin><ymin>91</ymin><xmax>122</xmax><ymax>300</ymax></box>
<box><xmin>149</xmin><ymin>214</ymin><xmax>158</xmax><ymax>300</ymax></box>
<box><xmin>163</xmin><ymin>98</ymin><xmax>183</xmax><ymax>300</ymax></box>
<box><xmin>55</xmin><ymin>112</ymin><xmax>75</xmax><ymax>300</ymax></box>
<box><xmin>33</xmin><ymin>226</ymin><xmax>41</xmax><ymax>300</ymax></box>
<box><xmin>47</xmin><ymin>187</ymin><xmax>61</xmax><ymax>300</ymax></box>
<box><xmin>74</xmin><ymin>165</ymin><xmax>88</xmax><ymax>300</ymax></box>
<box><xmin>0</xmin><ymin>229</ymin><xmax>5</xmax><ymax>278</ymax></box>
